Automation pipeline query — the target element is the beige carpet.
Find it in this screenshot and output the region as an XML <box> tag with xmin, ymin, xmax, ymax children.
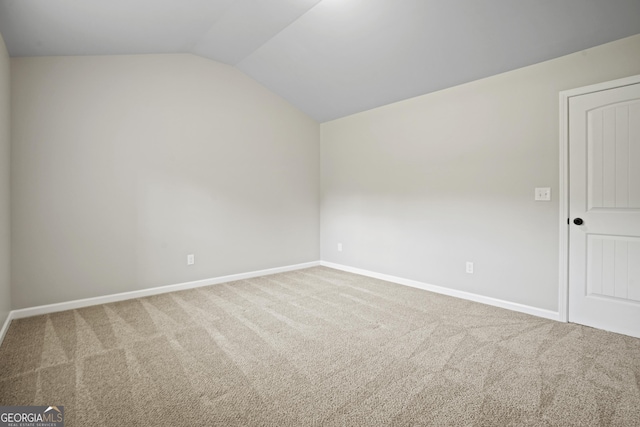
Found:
<box><xmin>1</xmin><ymin>266</ymin><xmax>639</xmax><ymax>426</ymax></box>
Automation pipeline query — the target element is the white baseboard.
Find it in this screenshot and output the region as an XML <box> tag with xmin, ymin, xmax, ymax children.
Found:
<box><xmin>0</xmin><ymin>311</ymin><xmax>14</xmax><ymax>348</ymax></box>
<box><xmin>8</xmin><ymin>261</ymin><xmax>320</xmax><ymax>322</ymax></box>
<box><xmin>320</xmin><ymin>261</ymin><xmax>561</xmax><ymax>322</ymax></box>
<box><xmin>1</xmin><ymin>259</ymin><xmax>560</xmax><ymax>349</ymax></box>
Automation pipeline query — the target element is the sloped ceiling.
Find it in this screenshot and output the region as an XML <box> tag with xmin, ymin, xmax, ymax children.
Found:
<box><xmin>1</xmin><ymin>0</ymin><xmax>639</xmax><ymax>122</ymax></box>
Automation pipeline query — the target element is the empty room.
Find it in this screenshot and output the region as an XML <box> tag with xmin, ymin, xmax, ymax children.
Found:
<box><xmin>1</xmin><ymin>1</ymin><xmax>640</xmax><ymax>426</ymax></box>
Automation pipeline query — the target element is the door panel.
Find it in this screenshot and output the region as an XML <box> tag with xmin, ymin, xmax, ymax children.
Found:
<box><xmin>569</xmin><ymin>83</ymin><xmax>640</xmax><ymax>338</ymax></box>
<box><xmin>587</xmin><ymin>235</ymin><xmax>640</xmax><ymax>302</ymax></box>
<box><xmin>587</xmin><ymin>101</ymin><xmax>640</xmax><ymax>210</ymax></box>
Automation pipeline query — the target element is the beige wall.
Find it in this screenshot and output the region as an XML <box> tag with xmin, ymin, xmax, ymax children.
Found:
<box><xmin>11</xmin><ymin>54</ymin><xmax>319</xmax><ymax>309</ymax></box>
<box><xmin>321</xmin><ymin>34</ymin><xmax>640</xmax><ymax>312</ymax></box>
<box><xmin>0</xmin><ymin>34</ymin><xmax>10</xmax><ymax>323</ymax></box>
<box><xmin>7</xmin><ymin>35</ymin><xmax>640</xmax><ymax>314</ymax></box>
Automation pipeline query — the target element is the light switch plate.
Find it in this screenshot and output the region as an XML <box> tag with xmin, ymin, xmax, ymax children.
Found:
<box><xmin>535</xmin><ymin>187</ymin><xmax>551</xmax><ymax>201</ymax></box>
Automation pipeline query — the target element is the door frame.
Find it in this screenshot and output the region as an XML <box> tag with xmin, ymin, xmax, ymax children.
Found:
<box><xmin>558</xmin><ymin>74</ymin><xmax>640</xmax><ymax>323</ymax></box>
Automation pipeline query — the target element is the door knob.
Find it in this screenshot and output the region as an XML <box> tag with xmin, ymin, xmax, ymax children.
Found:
<box><xmin>573</xmin><ymin>218</ymin><xmax>584</xmax><ymax>225</ymax></box>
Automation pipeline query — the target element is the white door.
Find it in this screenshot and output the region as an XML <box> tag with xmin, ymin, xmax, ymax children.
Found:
<box><xmin>568</xmin><ymin>82</ymin><xmax>640</xmax><ymax>338</ymax></box>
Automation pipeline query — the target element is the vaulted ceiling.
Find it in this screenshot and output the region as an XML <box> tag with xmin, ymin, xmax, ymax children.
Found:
<box><xmin>1</xmin><ymin>0</ymin><xmax>639</xmax><ymax>122</ymax></box>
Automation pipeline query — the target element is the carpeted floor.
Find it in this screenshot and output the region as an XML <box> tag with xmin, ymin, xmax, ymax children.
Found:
<box><xmin>1</xmin><ymin>266</ymin><xmax>639</xmax><ymax>426</ymax></box>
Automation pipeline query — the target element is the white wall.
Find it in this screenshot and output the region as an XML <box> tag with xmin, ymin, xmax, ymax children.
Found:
<box><xmin>11</xmin><ymin>54</ymin><xmax>319</xmax><ymax>309</ymax></box>
<box><xmin>0</xmin><ymin>34</ymin><xmax>10</xmax><ymax>324</ymax></box>
<box><xmin>321</xmin><ymin>34</ymin><xmax>640</xmax><ymax>312</ymax></box>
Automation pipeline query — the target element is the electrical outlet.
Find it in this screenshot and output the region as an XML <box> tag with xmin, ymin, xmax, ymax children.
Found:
<box><xmin>466</xmin><ymin>262</ymin><xmax>474</xmax><ymax>274</ymax></box>
<box><xmin>187</xmin><ymin>254</ymin><xmax>195</xmax><ymax>265</ymax></box>
<box><xmin>337</xmin><ymin>243</ymin><xmax>343</xmax><ymax>252</ymax></box>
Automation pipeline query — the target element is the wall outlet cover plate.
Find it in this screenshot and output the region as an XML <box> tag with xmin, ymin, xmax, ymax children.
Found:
<box><xmin>535</xmin><ymin>187</ymin><xmax>551</xmax><ymax>201</ymax></box>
